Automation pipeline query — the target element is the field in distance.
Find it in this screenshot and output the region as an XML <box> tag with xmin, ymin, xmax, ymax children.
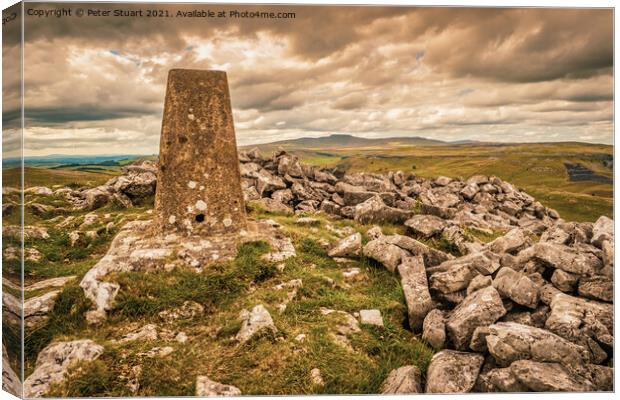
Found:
<box><xmin>247</xmin><ymin>135</ymin><xmax>613</xmax><ymax>223</ymax></box>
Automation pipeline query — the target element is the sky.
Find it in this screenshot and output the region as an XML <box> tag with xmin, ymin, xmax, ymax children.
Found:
<box><xmin>1</xmin><ymin>4</ymin><xmax>614</xmax><ymax>156</ymax></box>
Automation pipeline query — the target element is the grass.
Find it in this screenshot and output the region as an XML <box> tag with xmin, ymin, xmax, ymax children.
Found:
<box><xmin>39</xmin><ymin>215</ymin><xmax>435</xmax><ymax>397</ymax></box>
<box><xmin>3</xmin><ymin>166</ymin><xmax>118</xmax><ymax>189</ymax></box>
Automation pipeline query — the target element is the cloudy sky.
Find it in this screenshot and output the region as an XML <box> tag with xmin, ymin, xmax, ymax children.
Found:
<box><xmin>2</xmin><ymin>3</ymin><xmax>613</xmax><ymax>156</ymax></box>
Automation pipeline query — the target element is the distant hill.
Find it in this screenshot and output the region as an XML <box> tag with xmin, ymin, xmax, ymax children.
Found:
<box><xmin>243</xmin><ymin>134</ymin><xmax>450</xmax><ymax>150</ymax></box>
<box><xmin>3</xmin><ymin>154</ymin><xmax>148</xmax><ymax>167</ymax></box>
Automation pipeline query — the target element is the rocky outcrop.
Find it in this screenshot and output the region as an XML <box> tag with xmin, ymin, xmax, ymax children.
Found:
<box><xmin>2</xmin><ymin>345</ymin><xmax>20</xmax><ymax>397</ymax></box>
<box><xmin>328</xmin><ymin>233</ymin><xmax>362</xmax><ymax>258</ymax></box>
<box><xmin>425</xmin><ymin>350</ymin><xmax>484</xmax><ymax>393</ymax></box>
<box><xmin>446</xmin><ymin>286</ymin><xmax>506</xmax><ymax>350</ymax></box>
<box><xmin>398</xmin><ymin>256</ymin><xmax>433</xmax><ymax>332</ymax></box>
<box><xmin>195</xmin><ymin>376</ymin><xmax>241</xmax><ymax>396</ymax></box>
<box><xmin>236</xmin><ymin>304</ymin><xmax>277</xmax><ymax>343</ymax></box>
<box><xmin>24</xmin><ymin>340</ymin><xmax>104</xmax><ymax>397</ymax></box>
<box><xmin>381</xmin><ymin>365</ymin><xmax>422</xmax><ymax>394</ymax></box>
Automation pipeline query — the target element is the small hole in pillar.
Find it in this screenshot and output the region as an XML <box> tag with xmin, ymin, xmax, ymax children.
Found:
<box><xmin>195</xmin><ymin>214</ymin><xmax>205</xmax><ymax>223</ymax></box>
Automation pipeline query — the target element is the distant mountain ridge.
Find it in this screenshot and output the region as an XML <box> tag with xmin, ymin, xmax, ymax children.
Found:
<box><xmin>248</xmin><ymin>134</ymin><xmax>452</xmax><ymax>149</ymax></box>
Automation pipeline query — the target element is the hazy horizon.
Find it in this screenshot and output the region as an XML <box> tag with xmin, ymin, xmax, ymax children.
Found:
<box><xmin>2</xmin><ymin>4</ymin><xmax>613</xmax><ymax>157</ymax></box>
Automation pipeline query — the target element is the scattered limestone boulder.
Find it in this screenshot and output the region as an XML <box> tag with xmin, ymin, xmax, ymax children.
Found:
<box><xmin>354</xmin><ymin>195</ymin><xmax>412</xmax><ymax>225</ymax></box>
<box><xmin>404</xmin><ymin>215</ymin><xmax>446</xmax><ymax>238</ymax></box>
<box><xmin>359</xmin><ymin>309</ymin><xmax>384</xmax><ymax>327</ymax></box>
<box><xmin>446</xmin><ymin>286</ymin><xmax>506</xmax><ymax>350</ymax></box>
<box><xmin>24</xmin><ymin>340</ymin><xmax>104</xmax><ymax>398</ymax></box>
<box><xmin>117</xmin><ymin>324</ymin><xmax>158</xmax><ymax>343</ymax></box>
<box><xmin>467</xmin><ymin>274</ymin><xmax>492</xmax><ymax>296</ymax></box>
<box><xmin>25</xmin><ymin>186</ymin><xmax>53</xmax><ymax>196</ymax></box>
<box><xmin>577</xmin><ymin>276</ymin><xmax>613</xmax><ymax>302</ymax></box>
<box><xmin>363</xmin><ymin>238</ymin><xmax>409</xmax><ymax>273</ymax></box>
<box><xmin>236</xmin><ymin>304</ymin><xmax>277</xmax><ymax>343</ymax></box>
<box><xmin>382</xmin><ymin>234</ymin><xmax>451</xmax><ymax>267</ymax></box>
<box><xmin>251</xmin><ymin>198</ymin><xmax>294</xmax><ymax>215</ymax></box>
<box><xmin>422</xmin><ymin>309</ymin><xmax>446</xmax><ymax>350</ymax></box>
<box><xmin>26</xmin><ymin>276</ymin><xmax>76</xmax><ymax>291</ymax></box>
<box><xmin>256</xmin><ymin>169</ymin><xmax>287</xmax><ymax>196</ymax></box>
<box><xmin>492</xmin><ymin>267</ymin><xmax>540</xmax><ymax>309</ymax></box>
<box><xmin>24</xmin><ymin>290</ymin><xmax>60</xmax><ymax>327</ymax></box>
<box><xmin>485</xmin><ymin>228</ymin><xmax>529</xmax><ymax>254</ymax></box>
<box><xmin>545</xmin><ymin>292</ymin><xmax>613</xmax><ymax>347</ymax></box>
<box><xmin>509</xmin><ymin>360</ymin><xmax>593</xmax><ymax>392</ymax></box>
<box><xmin>425</xmin><ymin>350</ymin><xmax>484</xmax><ymax>393</ymax></box>
<box><xmin>550</xmin><ymin>269</ymin><xmax>579</xmax><ymax>292</ymax></box>
<box><xmin>477</xmin><ymin>366</ymin><xmax>528</xmax><ymax>392</ymax></box>
<box><xmin>2</xmin><ymin>345</ymin><xmax>20</xmax><ymax>397</ymax></box>
<box><xmin>398</xmin><ymin>256</ymin><xmax>433</xmax><ymax>332</ymax></box>
<box><xmin>521</xmin><ymin>242</ymin><xmax>603</xmax><ymax>276</ymax></box>
<box><xmin>328</xmin><ymin>232</ymin><xmax>362</xmax><ymax>258</ymax></box>
<box><xmin>195</xmin><ymin>376</ymin><xmax>241</xmax><ymax>397</ymax></box>
<box><xmin>485</xmin><ymin>322</ymin><xmax>590</xmax><ymax>369</ymax></box>
<box><xmin>310</xmin><ymin>368</ymin><xmax>324</xmax><ymax>386</ymax></box>
<box><xmin>381</xmin><ymin>365</ymin><xmax>422</xmax><ymax>394</ymax></box>
<box><xmin>591</xmin><ymin>216</ymin><xmax>613</xmax><ymax>248</ymax></box>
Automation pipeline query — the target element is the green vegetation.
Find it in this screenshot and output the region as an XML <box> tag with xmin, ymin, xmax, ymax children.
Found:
<box><xmin>40</xmin><ymin>211</ymin><xmax>434</xmax><ymax>397</ymax></box>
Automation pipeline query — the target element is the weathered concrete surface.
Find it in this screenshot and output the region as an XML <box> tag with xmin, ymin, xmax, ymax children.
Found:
<box><xmin>155</xmin><ymin>69</ymin><xmax>246</xmax><ymax>236</ymax></box>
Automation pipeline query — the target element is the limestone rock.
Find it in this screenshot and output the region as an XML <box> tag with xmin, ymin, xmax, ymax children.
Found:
<box><xmin>256</xmin><ymin>169</ymin><xmax>287</xmax><ymax>196</ymax></box>
<box><xmin>577</xmin><ymin>276</ymin><xmax>613</xmax><ymax>302</ymax></box>
<box><xmin>24</xmin><ymin>340</ymin><xmax>104</xmax><ymax>398</ymax></box>
<box><xmin>363</xmin><ymin>238</ymin><xmax>410</xmax><ymax>273</ymax></box>
<box><xmin>478</xmin><ymin>366</ymin><xmax>528</xmax><ymax>392</ymax></box>
<box><xmin>404</xmin><ymin>215</ymin><xmax>447</xmax><ymax>238</ymax></box>
<box><xmin>236</xmin><ymin>304</ymin><xmax>277</xmax><ymax>343</ymax></box>
<box><xmin>354</xmin><ymin>195</ymin><xmax>412</xmax><ymax>225</ymax></box>
<box><xmin>195</xmin><ymin>376</ymin><xmax>241</xmax><ymax>397</ymax></box>
<box><xmin>399</xmin><ymin>256</ymin><xmax>433</xmax><ymax>332</ymax></box>
<box><xmin>320</xmin><ymin>308</ymin><xmax>361</xmax><ymax>350</ymax></box>
<box><xmin>382</xmin><ymin>234</ymin><xmax>451</xmax><ymax>267</ymax></box>
<box><xmin>591</xmin><ymin>216</ymin><xmax>613</xmax><ymax>247</ymax></box>
<box><xmin>24</xmin><ymin>290</ymin><xmax>60</xmax><ymax>327</ymax></box>
<box><xmin>425</xmin><ymin>350</ymin><xmax>484</xmax><ymax>393</ymax></box>
<box><xmin>2</xmin><ymin>345</ymin><xmax>20</xmax><ymax>397</ymax></box>
<box><xmin>545</xmin><ymin>293</ymin><xmax>613</xmax><ymax>346</ymax></box>
<box><xmin>251</xmin><ymin>198</ymin><xmax>293</xmax><ymax>215</ymax></box>
<box><xmin>485</xmin><ymin>228</ymin><xmax>529</xmax><ymax>254</ymax></box>
<box><xmin>422</xmin><ymin>309</ymin><xmax>446</xmax><ymax>350</ymax></box>
<box><xmin>509</xmin><ymin>360</ymin><xmax>593</xmax><ymax>392</ymax></box>
<box><xmin>359</xmin><ymin>309</ymin><xmax>384</xmax><ymax>327</ymax></box>
<box><xmin>523</xmin><ymin>242</ymin><xmax>603</xmax><ymax>276</ymax></box>
<box><xmin>25</xmin><ymin>186</ymin><xmax>53</xmax><ymax>196</ymax></box>
<box><xmin>117</xmin><ymin>324</ymin><xmax>158</xmax><ymax>343</ymax></box>
<box><xmin>467</xmin><ymin>274</ymin><xmax>492</xmax><ymax>295</ymax></box>
<box><xmin>381</xmin><ymin>365</ymin><xmax>423</xmax><ymax>394</ymax></box>
<box><xmin>328</xmin><ymin>233</ymin><xmax>362</xmax><ymax>258</ymax></box>
<box><xmin>550</xmin><ymin>269</ymin><xmax>579</xmax><ymax>292</ymax></box>
<box><xmin>446</xmin><ymin>286</ymin><xmax>506</xmax><ymax>350</ymax></box>
<box><xmin>310</xmin><ymin>368</ymin><xmax>324</xmax><ymax>386</ymax></box>
<box><xmin>492</xmin><ymin>267</ymin><xmax>540</xmax><ymax>309</ymax></box>
<box><xmin>485</xmin><ymin>322</ymin><xmax>590</xmax><ymax>369</ymax></box>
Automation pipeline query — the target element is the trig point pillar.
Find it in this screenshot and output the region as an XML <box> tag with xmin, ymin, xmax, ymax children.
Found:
<box><xmin>154</xmin><ymin>69</ymin><xmax>246</xmax><ymax>236</ymax></box>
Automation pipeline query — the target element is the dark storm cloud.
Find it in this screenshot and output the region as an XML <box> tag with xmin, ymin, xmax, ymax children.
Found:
<box><xmin>24</xmin><ymin>106</ymin><xmax>154</xmax><ymax>124</ymax></box>
<box><xmin>7</xmin><ymin>4</ymin><xmax>613</xmax><ymax>155</ymax></box>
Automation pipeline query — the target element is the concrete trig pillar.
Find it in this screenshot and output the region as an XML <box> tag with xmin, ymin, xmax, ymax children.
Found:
<box><xmin>154</xmin><ymin>69</ymin><xmax>246</xmax><ymax>236</ymax></box>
